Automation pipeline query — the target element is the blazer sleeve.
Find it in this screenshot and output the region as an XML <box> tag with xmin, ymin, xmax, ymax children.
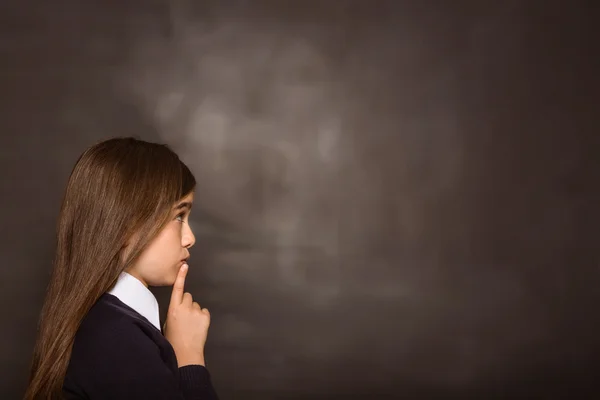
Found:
<box><xmin>80</xmin><ymin>321</ymin><xmax>218</xmax><ymax>400</ymax></box>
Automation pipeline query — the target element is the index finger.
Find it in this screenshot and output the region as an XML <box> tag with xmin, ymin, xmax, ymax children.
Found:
<box><xmin>170</xmin><ymin>263</ymin><xmax>188</xmax><ymax>307</ymax></box>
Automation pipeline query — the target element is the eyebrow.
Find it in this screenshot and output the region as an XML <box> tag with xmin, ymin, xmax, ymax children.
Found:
<box><xmin>175</xmin><ymin>201</ymin><xmax>193</xmax><ymax>211</ymax></box>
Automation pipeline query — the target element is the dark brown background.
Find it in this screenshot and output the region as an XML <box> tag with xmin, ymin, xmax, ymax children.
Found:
<box><xmin>1</xmin><ymin>1</ymin><xmax>598</xmax><ymax>398</ymax></box>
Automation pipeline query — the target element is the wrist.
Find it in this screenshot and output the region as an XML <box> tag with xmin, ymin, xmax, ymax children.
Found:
<box><xmin>177</xmin><ymin>355</ymin><xmax>205</xmax><ymax>367</ymax></box>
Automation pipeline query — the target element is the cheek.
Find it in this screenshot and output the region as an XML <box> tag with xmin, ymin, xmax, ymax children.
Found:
<box><xmin>172</xmin><ymin>223</ymin><xmax>183</xmax><ymax>239</ymax></box>
<box><xmin>146</xmin><ymin>225</ymin><xmax>183</xmax><ymax>266</ymax></box>
<box><xmin>161</xmin><ymin>225</ymin><xmax>182</xmax><ymax>248</ymax></box>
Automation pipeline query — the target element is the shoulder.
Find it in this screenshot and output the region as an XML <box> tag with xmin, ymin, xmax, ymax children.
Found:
<box><xmin>76</xmin><ymin>294</ymin><xmax>144</xmax><ymax>338</ymax></box>
<box><xmin>70</xmin><ymin>294</ymin><xmax>164</xmax><ymax>364</ymax></box>
<box><xmin>67</xmin><ymin>294</ymin><xmax>177</xmax><ymax>386</ymax></box>
<box><xmin>64</xmin><ymin>297</ymin><xmax>183</xmax><ymax>398</ymax></box>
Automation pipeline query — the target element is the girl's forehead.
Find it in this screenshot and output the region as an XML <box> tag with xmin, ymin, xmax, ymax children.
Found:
<box><xmin>180</xmin><ymin>192</ymin><xmax>194</xmax><ymax>202</ymax></box>
<box><xmin>174</xmin><ymin>192</ymin><xmax>194</xmax><ymax>210</ymax></box>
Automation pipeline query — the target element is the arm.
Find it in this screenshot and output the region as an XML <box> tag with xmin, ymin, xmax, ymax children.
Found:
<box><xmin>179</xmin><ymin>365</ymin><xmax>219</xmax><ymax>400</ymax></box>
<box><xmin>84</xmin><ymin>322</ymin><xmax>218</xmax><ymax>400</ymax></box>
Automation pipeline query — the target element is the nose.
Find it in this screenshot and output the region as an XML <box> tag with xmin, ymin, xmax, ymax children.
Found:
<box><xmin>182</xmin><ymin>222</ymin><xmax>195</xmax><ymax>249</ymax></box>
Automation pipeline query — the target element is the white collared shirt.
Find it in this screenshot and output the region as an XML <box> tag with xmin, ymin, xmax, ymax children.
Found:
<box><xmin>107</xmin><ymin>271</ymin><xmax>161</xmax><ymax>332</ymax></box>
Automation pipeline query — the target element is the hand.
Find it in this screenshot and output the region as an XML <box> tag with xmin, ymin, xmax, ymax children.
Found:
<box><xmin>163</xmin><ymin>263</ymin><xmax>211</xmax><ymax>367</ymax></box>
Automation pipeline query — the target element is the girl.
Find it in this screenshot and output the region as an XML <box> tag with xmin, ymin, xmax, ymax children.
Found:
<box><xmin>24</xmin><ymin>137</ymin><xmax>219</xmax><ymax>399</ymax></box>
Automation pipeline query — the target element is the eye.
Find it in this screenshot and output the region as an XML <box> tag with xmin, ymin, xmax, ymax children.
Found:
<box><xmin>175</xmin><ymin>212</ymin><xmax>185</xmax><ymax>223</ymax></box>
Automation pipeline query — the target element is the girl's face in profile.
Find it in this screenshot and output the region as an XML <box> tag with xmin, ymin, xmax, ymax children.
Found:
<box><xmin>126</xmin><ymin>192</ymin><xmax>196</xmax><ymax>287</ymax></box>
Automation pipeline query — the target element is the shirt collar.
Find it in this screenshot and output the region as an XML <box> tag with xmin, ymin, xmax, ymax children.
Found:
<box><xmin>107</xmin><ymin>271</ymin><xmax>161</xmax><ymax>332</ymax></box>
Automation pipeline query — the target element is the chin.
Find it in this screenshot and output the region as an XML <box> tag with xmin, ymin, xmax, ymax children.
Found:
<box><xmin>161</xmin><ymin>275</ymin><xmax>178</xmax><ymax>287</ymax></box>
<box><xmin>149</xmin><ymin>272</ymin><xmax>178</xmax><ymax>287</ymax></box>
<box><xmin>166</xmin><ymin>269</ymin><xmax>179</xmax><ymax>285</ymax></box>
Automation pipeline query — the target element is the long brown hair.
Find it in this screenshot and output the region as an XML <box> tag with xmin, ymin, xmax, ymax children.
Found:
<box><xmin>24</xmin><ymin>137</ymin><xmax>196</xmax><ymax>399</ymax></box>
